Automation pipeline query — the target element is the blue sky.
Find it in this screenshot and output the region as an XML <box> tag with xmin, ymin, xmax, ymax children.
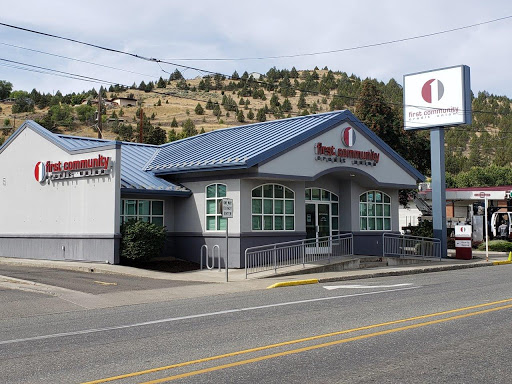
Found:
<box><xmin>1</xmin><ymin>0</ymin><xmax>512</xmax><ymax>97</ymax></box>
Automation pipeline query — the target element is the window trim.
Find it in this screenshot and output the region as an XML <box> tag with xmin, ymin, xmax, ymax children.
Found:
<box><xmin>205</xmin><ymin>183</ymin><xmax>227</xmax><ymax>232</ymax></box>
<box><xmin>359</xmin><ymin>190</ymin><xmax>392</xmax><ymax>231</ymax></box>
<box><xmin>251</xmin><ymin>183</ymin><xmax>295</xmax><ymax>231</ymax></box>
<box><xmin>120</xmin><ymin>198</ymin><xmax>165</xmax><ymax>226</ymax></box>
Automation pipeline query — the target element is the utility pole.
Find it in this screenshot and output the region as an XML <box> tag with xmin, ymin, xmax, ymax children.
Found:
<box><xmin>139</xmin><ymin>107</ymin><xmax>143</xmax><ymax>143</ymax></box>
<box><xmin>97</xmin><ymin>90</ymin><xmax>103</xmax><ymax>139</ymax></box>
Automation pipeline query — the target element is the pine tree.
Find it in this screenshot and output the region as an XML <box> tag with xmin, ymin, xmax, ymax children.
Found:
<box><xmin>236</xmin><ymin>110</ymin><xmax>245</xmax><ymax>122</ymax></box>
<box><xmin>182</xmin><ymin>118</ymin><xmax>198</xmax><ymax>137</ymax></box>
<box><xmin>297</xmin><ymin>93</ymin><xmax>307</xmax><ymax>109</ymax></box>
<box><xmin>195</xmin><ymin>103</ymin><xmax>204</xmax><ymax>115</ymax></box>
<box><xmin>171</xmin><ymin>117</ymin><xmax>178</xmax><ymax>127</ymax></box>
<box><xmin>256</xmin><ymin>108</ymin><xmax>266</xmax><ymax>122</ymax></box>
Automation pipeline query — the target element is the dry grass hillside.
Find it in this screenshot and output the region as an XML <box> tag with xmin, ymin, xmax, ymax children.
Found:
<box><xmin>0</xmin><ymin>69</ymin><xmax>340</xmax><ymax>142</ymax></box>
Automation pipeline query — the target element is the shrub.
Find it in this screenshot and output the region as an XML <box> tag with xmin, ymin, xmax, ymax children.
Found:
<box><xmin>477</xmin><ymin>240</ymin><xmax>512</xmax><ymax>252</ymax></box>
<box><xmin>120</xmin><ymin>220</ymin><xmax>166</xmax><ymax>262</ymax></box>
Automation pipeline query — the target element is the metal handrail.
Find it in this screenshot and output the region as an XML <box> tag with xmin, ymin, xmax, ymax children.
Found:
<box><xmin>382</xmin><ymin>233</ymin><xmax>441</xmax><ymax>260</ymax></box>
<box><xmin>245</xmin><ymin>233</ymin><xmax>353</xmax><ymax>278</ymax></box>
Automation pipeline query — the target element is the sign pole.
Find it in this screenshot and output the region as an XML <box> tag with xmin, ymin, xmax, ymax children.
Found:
<box><xmin>221</xmin><ymin>197</ymin><xmax>233</xmax><ymax>282</ymax></box>
<box><xmin>226</xmin><ymin>219</ymin><xmax>229</xmax><ymax>282</ymax></box>
<box><xmin>430</xmin><ymin>127</ymin><xmax>447</xmax><ymax>258</ymax></box>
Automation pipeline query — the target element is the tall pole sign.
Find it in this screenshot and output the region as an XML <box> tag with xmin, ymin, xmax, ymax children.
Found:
<box><xmin>404</xmin><ymin>65</ymin><xmax>472</xmax><ymax>258</ymax></box>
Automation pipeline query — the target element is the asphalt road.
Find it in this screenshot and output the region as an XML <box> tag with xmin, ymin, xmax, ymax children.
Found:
<box><xmin>1</xmin><ymin>266</ymin><xmax>512</xmax><ymax>383</ymax></box>
<box><xmin>0</xmin><ymin>264</ymin><xmax>204</xmax><ymax>293</ymax></box>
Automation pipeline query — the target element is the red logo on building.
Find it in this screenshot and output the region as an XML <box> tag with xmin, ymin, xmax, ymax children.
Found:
<box><xmin>34</xmin><ymin>161</ymin><xmax>46</xmax><ymax>183</ymax></box>
<box><xmin>342</xmin><ymin>126</ymin><xmax>356</xmax><ymax>147</ymax></box>
<box><xmin>421</xmin><ymin>79</ymin><xmax>444</xmax><ymax>103</ymax></box>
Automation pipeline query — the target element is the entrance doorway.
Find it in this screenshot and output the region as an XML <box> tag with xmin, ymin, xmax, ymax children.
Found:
<box><xmin>305</xmin><ymin>188</ymin><xmax>339</xmax><ymax>254</ymax></box>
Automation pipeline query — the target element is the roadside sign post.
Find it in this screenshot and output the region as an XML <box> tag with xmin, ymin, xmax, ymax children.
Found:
<box><xmin>474</xmin><ymin>192</ymin><xmax>491</xmax><ymax>262</ymax></box>
<box><xmin>404</xmin><ymin>65</ymin><xmax>471</xmax><ymax>258</ymax></box>
<box><xmin>221</xmin><ymin>198</ymin><xmax>233</xmax><ymax>282</ymax></box>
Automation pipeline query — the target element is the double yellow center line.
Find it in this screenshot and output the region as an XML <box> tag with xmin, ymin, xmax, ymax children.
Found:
<box><xmin>83</xmin><ymin>298</ymin><xmax>512</xmax><ymax>384</ymax></box>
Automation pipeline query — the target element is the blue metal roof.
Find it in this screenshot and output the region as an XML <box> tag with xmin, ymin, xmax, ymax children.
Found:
<box><xmin>145</xmin><ymin>112</ymin><xmax>342</xmax><ymax>173</ymax></box>
<box><xmin>119</xmin><ymin>142</ymin><xmax>190</xmax><ymax>195</ymax></box>
<box><xmin>145</xmin><ymin>110</ymin><xmax>424</xmax><ymax>181</ymax></box>
<box><xmin>3</xmin><ymin>113</ymin><xmax>424</xmax><ymax>191</ymax></box>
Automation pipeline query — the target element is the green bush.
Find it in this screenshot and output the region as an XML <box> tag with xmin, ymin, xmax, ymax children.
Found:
<box><xmin>120</xmin><ymin>220</ymin><xmax>166</xmax><ymax>262</ymax></box>
<box><xmin>409</xmin><ymin>220</ymin><xmax>434</xmax><ymax>238</ymax></box>
<box><xmin>490</xmin><ymin>240</ymin><xmax>511</xmax><ymax>251</ymax></box>
<box><xmin>477</xmin><ymin>240</ymin><xmax>512</xmax><ymax>252</ymax></box>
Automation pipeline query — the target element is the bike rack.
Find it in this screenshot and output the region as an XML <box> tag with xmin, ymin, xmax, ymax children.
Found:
<box><xmin>200</xmin><ymin>244</ymin><xmax>221</xmax><ymax>271</ymax></box>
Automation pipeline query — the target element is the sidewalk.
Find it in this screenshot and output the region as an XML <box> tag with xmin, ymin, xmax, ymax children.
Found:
<box><xmin>0</xmin><ymin>250</ymin><xmax>510</xmax><ymax>286</ymax></box>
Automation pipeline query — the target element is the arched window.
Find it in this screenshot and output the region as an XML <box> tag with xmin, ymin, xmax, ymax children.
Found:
<box><xmin>252</xmin><ymin>184</ymin><xmax>294</xmax><ymax>231</ymax></box>
<box><xmin>205</xmin><ymin>183</ymin><xmax>227</xmax><ymax>231</ymax></box>
<box><xmin>359</xmin><ymin>190</ymin><xmax>391</xmax><ymax>231</ymax></box>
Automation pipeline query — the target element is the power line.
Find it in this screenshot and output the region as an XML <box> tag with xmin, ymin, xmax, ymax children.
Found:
<box><xmin>0</xmin><ymin>41</ymin><xmax>161</xmax><ymax>78</ymax></box>
<box><xmin>161</xmin><ymin>15</ymin><xmax>512</xmax><ymax>61</ymax></box>
<box><xmin>0</xmin><ymin>22</ymin><xmax>222</xmax><ymax>78</ymax></box>
<box><xmin>2</xmin><ymin>20</ymin><xmax>510</xmax><ymax>118</ymax></box>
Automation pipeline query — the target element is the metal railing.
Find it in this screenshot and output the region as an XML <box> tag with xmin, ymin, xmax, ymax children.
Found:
<box><xmin>382</xmin><ymin>233</ymin><xmax>441</xmax><ymax>260</ymax></box>
<box><xmin>245</xmin><ymin>233</ymin><xmax>353</xmax><ymax>278</ymax></box>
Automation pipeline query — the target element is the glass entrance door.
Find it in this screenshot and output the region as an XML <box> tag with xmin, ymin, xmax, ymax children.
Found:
<box><xmin>305</xmin><ymin>202</ymin><xmax>331</xmax><ymax>254</ymax></box>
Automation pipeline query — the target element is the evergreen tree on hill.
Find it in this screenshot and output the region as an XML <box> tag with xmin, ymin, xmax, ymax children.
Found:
<box><xmin>355</xmin><ymin>79</ymin><xmax>430</xmax><ymax>175</ymax></box>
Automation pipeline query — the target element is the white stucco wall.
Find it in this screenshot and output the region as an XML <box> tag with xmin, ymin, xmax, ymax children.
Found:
<box><xmin>258</xmin><ymin>121</ymin><xmax>417</xmax><ymax>187</ymax></box>
<box><xmin>0</xmin><ymin>128</ymin><xmax>120</xmax><ymax>236</ymax></box>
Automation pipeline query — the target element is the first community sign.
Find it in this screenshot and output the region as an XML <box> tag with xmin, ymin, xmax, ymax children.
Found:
<box><xmin>403</xmin><ymin>65</ymin><xmax>471</xmax><ymax>130</ymax></box>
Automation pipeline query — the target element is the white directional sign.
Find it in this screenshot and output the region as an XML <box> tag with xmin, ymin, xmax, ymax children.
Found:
<box><xmin>221</xmin><ymin>198</ymin><xmax>233</xmax><ymax>218</ymax></box>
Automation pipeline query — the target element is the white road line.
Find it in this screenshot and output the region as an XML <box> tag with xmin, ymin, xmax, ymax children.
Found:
<box><xmin>323</xmin><ymin>283</ymin><xmax>414</xmax><ymax>290</ymax></box>
<box><xmin>0</xmin><ymin>286</ymin><xmax>419</xmax><ymax>346</ymax></box>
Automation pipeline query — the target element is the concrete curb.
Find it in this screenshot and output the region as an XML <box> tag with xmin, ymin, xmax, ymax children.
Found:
<box><xmin>317</xmin><ymin>262</ymin><xmax>500</xmax><ymax>283</ymax></box>
<box><xmin>493</xmin><ymin>260</ymin><xmax>512</xmax><ymax>266</ymax></box>
<box><xmin>267</xmin><ymin>279</ymin><xmax>319</xmax><ymax>289</ymax></box>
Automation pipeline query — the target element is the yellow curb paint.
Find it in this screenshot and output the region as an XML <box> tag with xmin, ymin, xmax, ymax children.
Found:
<box><xmin>93</xmin><ymin>281</ymin><xmax>118</xmax><ymax>286</ymax></box>
<box><xmin>267</xmin><ymin>279</ymin><xmax>319</xmax><ymax>289</ymax></box>
<box><xmin>492</xmin><ymin>261</ymin><xmax>512</xmax><ymax>266</ymax></box>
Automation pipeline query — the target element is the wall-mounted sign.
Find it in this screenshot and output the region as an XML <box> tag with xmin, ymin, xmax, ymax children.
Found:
<box><xmin>34</xmin><ymin>154</ymin><xmax>113</xmax><ymax>183</ymax></box>
<box><xmin>314</xmin><ymin>142</ymin><xmax>380</xmax><ymax>166</ymax></box>
<box><xmin>403</xmin><ymin>65</ymin><xmax>471</xmax><ymax>130</ymax></box>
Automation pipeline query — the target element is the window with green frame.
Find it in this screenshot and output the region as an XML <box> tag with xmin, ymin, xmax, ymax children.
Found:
<box><xmin>359</xmin><ymin>191</ymin><xmax>391</xmax><ymax>231</ymax></box>
<box><xmin>120</xmin><ymin>199</ymin><xmax>164</xmax><ymax>226</ymax></box>
<box><xmin>205</xmin><ymin>183</ymin><xmax>227</xmax><ymax>231</ymax></box>
<box><xmin>252</xmin><ymin>184</ymin><xmax>294</xmax><ymax>231</ymax></box>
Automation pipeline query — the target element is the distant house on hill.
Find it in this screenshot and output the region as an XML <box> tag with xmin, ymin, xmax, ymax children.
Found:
<box><xmin>111</xmin><ymin>97</ymin><xmax>137</xmax><ymax>107</ymax></box>
<box><xmin>249</xmin><ymin>72</ymin><xmax>262</xmax><ymax>80</ymax></box>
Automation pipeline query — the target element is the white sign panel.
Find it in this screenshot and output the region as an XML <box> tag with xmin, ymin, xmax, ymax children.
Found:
<box><xmin>221</xmin><ymin>198</ymin><xmax>233</xmax><ymax>218</ymax></box>
<box><xmin>403</xmin><ymin>65</ymin><xmax>471</xmax><ymax>130</ymax></box>
<box><xmin>454</xmin><ymin>225</ymin><xmax>472</xmax><ymax>238</ymax></box>
<box><xmin>455</xmin><ymin>240</ymin><xmax>472</xmax><ymax>248</ymax></box>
